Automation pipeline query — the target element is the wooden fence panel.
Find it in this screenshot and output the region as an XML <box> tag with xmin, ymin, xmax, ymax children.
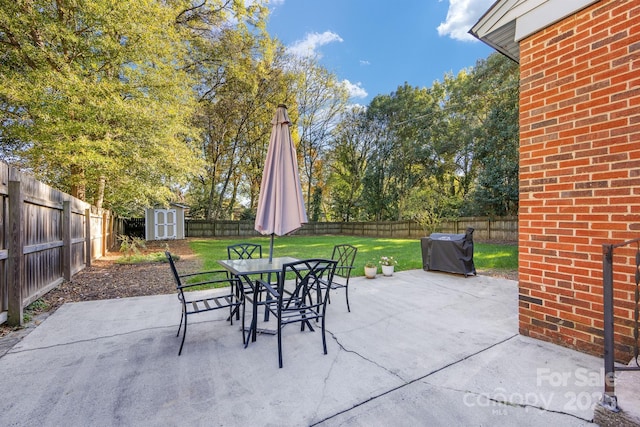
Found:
<box><xmin>23</xmin><ymin>200</ymin><xmax>64</xmax><ymax>307</ymax></box>
<box><xmin>71</xmin><ymin>205</ymin><xmax>87</xmax><ymax>275</ymax></box>
<box><xmin>216</xmin><ymin>221</ymin><xmax>242</xmax><ymax>237</ymax></box>
<box><xmin>457</xmin><ymin>217</ymin><xmax>487</xmax><ymax>239</ymax></box>
<box><xmin>89</xmin><ymin>211</ymin><xmax>104</xmax><ymax>262</ymax></box>
<box><xmin>110</xmin><ymin>215</ymin><xmax>125</xmax><ymax>249</ymax></box>
<box><xmin>179</xmin><ymin>218</ymin><xmax>519</xmax><ymax>242</ymax></box>
<box><xmin>489</xmin><ymin>216</ymin><xmax>519</xmax><ymax>241</ymax></box>
<box><xmin>0</xmin><ymin>161</ymin><xmax>114</xmax><ymax>326</ymax></box>
<box><xmin>186</xmin><ymin>220</ymin><xmax>214</xmax><ymax>237</ymax></box>
<box><xmin>350</xmin><ymin>222</ymin><xmax>364</xmax><ymax>236</ymax></box>
<box><xmin>0</xmin><ymin>162</ymin><xmax>7</xmax><ymax>324</ymax></box>
<box><xmin>19</xmin><ymin>172</ymin><xmax>69</xmax><ymax>308</ymax></box>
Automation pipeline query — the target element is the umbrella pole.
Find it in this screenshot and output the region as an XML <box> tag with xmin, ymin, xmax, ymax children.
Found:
<box><xmin>269</xmin><ymin>234</ymin><xmax>274</xmax><ymax>263</ymax></box>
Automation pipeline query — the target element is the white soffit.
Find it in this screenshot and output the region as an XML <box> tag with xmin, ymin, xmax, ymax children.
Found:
<box><xmin>470</xmin><ymin>0</ymin><xmax>601</xmax><ymax>62</ymax></box>
<box><xmin>515</xmin><ymin>0</ymin><xmax>600</xmax><ymax>41</ymax></box>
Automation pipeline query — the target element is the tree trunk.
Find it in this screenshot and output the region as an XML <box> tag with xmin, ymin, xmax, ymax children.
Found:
<box><xmin>70</xmin><ymin>165</ymin><xmax>86</xmax><ymax>201</ymax></box>
<box><xmin>95</xmin><ymin>175</ymin><xmax>106</xmax><ymax>212</ymax></box>
<box><xmin>206</xmin><ymin>175</ymin><xmax>216</xmax><ymax>220</ymax></box>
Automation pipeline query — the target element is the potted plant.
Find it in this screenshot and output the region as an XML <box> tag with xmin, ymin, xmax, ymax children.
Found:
<box><xmin>364</xmin><ymin>261</ymin><xmax>377</xmax><ymax>279</ymax></box>
<box><xmin>379</xmin><ymin>256</ymin><xmax>398</xmax><ymax>276</ymax></box>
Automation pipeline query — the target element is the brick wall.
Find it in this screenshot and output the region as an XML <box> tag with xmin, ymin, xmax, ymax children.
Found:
<box><xmin>518</xmin><ymin>0</ymin><xmax>640</xmax><ymax>361</ymax></box>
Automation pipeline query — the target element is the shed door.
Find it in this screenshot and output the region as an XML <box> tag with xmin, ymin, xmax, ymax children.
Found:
<box><xmin>155</xmin><ymin>209</ymin><xmax>177</xmax><ymax>240</ymax></box>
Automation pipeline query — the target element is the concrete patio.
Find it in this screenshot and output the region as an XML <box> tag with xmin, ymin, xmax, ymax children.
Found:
<box><xmin>0</xmin><ymin>269</ymin><xmax>605</xmax><ymax>426</ymax></box>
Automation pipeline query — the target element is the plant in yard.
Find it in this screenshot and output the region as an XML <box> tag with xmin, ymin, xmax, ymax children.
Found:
<box><xmin>23</xmin><ymin>298</ymin><xmax>50</xmax><ymax>323</ymax></box>
<box><xmin>379</xmin><ymin>256</ymin><xmax>397</xmax><ymax>266</ymax></box>
<box><xmin>119</xmin><ymin>235</ymin><xmax>147</xmax><ymax>259</ymax></box>
<box><xmin>116</xmin><ymin>237</ymin><xmax>174</xmax><ymax>264</ymax></box>
<box><xmin>364</xmin><ymin>259</ymin><xmax>378</xmax><ymax>279</ymax></box>
<box><xmin>116</xmin><ymin>251</ymin><xmax>176</xmax><ymax>265</ymax></box>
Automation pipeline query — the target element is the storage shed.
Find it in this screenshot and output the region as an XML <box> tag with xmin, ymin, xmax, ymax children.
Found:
<box><xmin>145</xmin><ymin>203</ymin><xmax>188</xmax><ymax>241</ymax></box>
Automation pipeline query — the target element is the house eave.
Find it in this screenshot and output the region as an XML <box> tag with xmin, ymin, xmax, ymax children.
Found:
<box><xmin>470</xmin><ymin>0</ymin><xmax>601</xmax><ymax>64</ymax></box>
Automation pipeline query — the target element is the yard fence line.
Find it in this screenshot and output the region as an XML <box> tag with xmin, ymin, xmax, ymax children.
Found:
<box><xmin>0</xmin><ymin>162</ymin><xmax>119</xmax><ymax>326</ymax></box>
<box><xmin>185</xmin><ymin>216</ymin><xmax>518</xmax><ymax>241</ymax></box>
<box><xmin>0</xmin><ymin>157</ymin><xmax>517</xmax><ymax>327</ymax></box>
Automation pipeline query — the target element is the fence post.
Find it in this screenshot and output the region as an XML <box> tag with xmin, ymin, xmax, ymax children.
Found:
<box><xmin>102</xmin><ymin>211</ymin><xmax>108</xmax><ymax>257</ymax></box>
<box><xmin>85</xmin><ymin>208</ymin><xmax>92</xmax><ymax>267</ymax></box>
<box><xmin>62</xmin><ymin>201</ymin><xmax>72</xmax><ymax>280</ymax></box>
<box><xmin>7</xmin><ymin>180</ymin><xmax>24</xmax><ymax>326</ymax></box>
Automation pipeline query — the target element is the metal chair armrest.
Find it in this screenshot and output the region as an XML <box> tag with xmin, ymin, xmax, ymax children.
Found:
<box><xmin>177</xmin><ymin>277</ymin><xmax>237</xmax><ymax>291</ymax></box>
<box><xmin>257</xmin><ymin>278</ymin><xmax>279</xmax><ymax>299</ymax></box>
<box><xmin>178</xmin><ymin>269</ymin><xmax>229</xmax><ymax>279</ymax></box>
<box><xmin>334</xmin><ymin>265</ymin><xmax>353</xmax><ymax>273</ymax></box>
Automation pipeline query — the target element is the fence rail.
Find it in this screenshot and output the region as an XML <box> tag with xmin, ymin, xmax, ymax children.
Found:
<box><xmin>185</xmin><ymin>217</ymin><xmax>518</xmax><ymax>241</ymax></box>
<box><xmin>0</xmin><ymin>162</ymin><xmax>118</xmax><ymax>326</ymax></box>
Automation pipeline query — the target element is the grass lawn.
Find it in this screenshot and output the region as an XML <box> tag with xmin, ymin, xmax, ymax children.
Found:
<box><xmin>187</xmin><ymin>235</ymin><xmax>517</xmax><ymax>277</ymax></box>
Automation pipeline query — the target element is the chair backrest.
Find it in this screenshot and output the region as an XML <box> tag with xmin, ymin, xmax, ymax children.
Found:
<box><xmin>331</xmin><ymin>244</ymin><xmax>358</xmax><ymax>278</ymax></box>
<box><xmin>165</xmin><ymin>251</ymin><xmax>181</xmax><ymax>288</ymax></box>
<box><xmin>227</xmin><ymin>243</ymin><xmax>262</xmax><ymax>260</ymax></box>
<box><xmin>279</xmin><ymin>259</ymin><xmax>337</xmax><ymax>309</ymax></box>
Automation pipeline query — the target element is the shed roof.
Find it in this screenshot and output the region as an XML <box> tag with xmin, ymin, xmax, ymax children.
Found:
<box><xmin>469</xmin><ymin>0</ymin><xmax>600</xmax><ymax>62</ymax></box>
<box><xmin>149</xmin><ymin>202</ymin><xmax>189</xmax><ymax>210</ymax></box>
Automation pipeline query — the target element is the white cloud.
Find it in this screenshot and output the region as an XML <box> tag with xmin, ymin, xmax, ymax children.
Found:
<box><xmin>359</xmin><ymin>60</ymin><xmax>371</xmax><ymax>66</ymax></box>
<box><xmin>437</xmin><ymin>0</ymin><xmax>495</xmax><ymax>42</ymax></box>
<box><xmin>341</xmin><ymin>79</ymin><xmax>368</xmax><ymax>99</ymax></box>
<box><xmin>269</xmin><ymin>0</ymin><xmax>285</xmax><ymax>5</ymax></box>
<box><xmin>287</xmin><ymin>31</ymin><xmax>344</xmax><ymax>58</ymax></box>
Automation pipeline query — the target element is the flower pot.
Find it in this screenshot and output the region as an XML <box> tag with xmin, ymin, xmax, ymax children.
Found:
<box><xmin>381</xmin><ymin>265</ymin><xmax>395</xmax><ymax>276</ymax></box>
<box><xmin>364</xmin><ymin>266</ymin><xmax>377</xmax><ymax>279</ymax></box>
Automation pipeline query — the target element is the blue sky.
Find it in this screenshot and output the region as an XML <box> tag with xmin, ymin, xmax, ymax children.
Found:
<box><xmin>266</xmin><ymin>0</ymin><xmax>497</xmax><ymax>104</ymax></box>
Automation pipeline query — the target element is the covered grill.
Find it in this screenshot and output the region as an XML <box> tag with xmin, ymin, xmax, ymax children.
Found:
<box><xmin>421</xmin><ymin>227</ymin><xmax>476</xmax><ymax>277</ymax></box>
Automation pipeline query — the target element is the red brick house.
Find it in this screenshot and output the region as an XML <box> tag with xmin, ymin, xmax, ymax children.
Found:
<box><xmin>471</xmin><ymin>0</ymin><xmax>640</xmax><ymax>362</ymax></box>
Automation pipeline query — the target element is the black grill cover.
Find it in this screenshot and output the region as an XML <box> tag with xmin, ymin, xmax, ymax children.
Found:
<box><xmin>421</xmin><ymin>228</ymin><xmax>476</xmax><ymax>277</ymax></box>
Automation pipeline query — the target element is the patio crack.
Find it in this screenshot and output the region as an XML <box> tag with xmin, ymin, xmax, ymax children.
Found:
<box><xmin>327</xmin><ymin>330</ymin><xmax>405</xmax><ymax>381</ymax></box>
<box><xmin>312</xmin><ymin>333</ymin><xmax>519</xmax><ymax>426</ymax></box>
<box><xmin>4</xmin><ymin>325</ymin><xmax>177</xmax><ymax>355</ymax></box>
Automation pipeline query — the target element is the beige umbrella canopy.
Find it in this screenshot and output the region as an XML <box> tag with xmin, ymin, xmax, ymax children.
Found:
<box><xmin>254</xmin><ymin>104</ymin><xmax>308</xmax><ymax>261</ymax></box>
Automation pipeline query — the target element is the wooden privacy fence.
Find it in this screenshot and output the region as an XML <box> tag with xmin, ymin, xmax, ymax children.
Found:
<box><xmin>185</xmin><ymin>217</ymin><xmax>518</xmax><ymax>241</ymax></box>
<box><xmin>0</xmin><ymin>162</ymin><xmax>119</xmax><ymax>326</ymax></box>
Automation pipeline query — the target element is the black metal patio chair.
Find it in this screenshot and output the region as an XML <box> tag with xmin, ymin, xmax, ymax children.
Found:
<box><xmin>258</xmin><ymin>258</ymin><xmax>337</xmax><ymax>368</ymax></box>
<box><xmin>328</xmin><ymin>244</ymin><xmax>358</xmax><ymax>312</ymax></box>
<box><xmin>227</xmin><ymin>243</ymin><xmax>263</xmax><ymax>260</ymax></box>
<box><xmin>166</xmin><ymin>251</ymin><xmax>244</xmax><ymax>355</ymax></box>
<box><xmin>226</xmin><ymin>243</ymin><xmax>269</xmax><ymax>321</ymax></box>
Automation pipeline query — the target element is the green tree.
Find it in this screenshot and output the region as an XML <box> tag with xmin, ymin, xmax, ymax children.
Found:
<box><xmin>434</xmin><ymin>53</ymin><xmax>519</xmax><ymax>217</ymax></box>
<box><xmin>469</xmin><ymin>54</ymin><xmax>519</xmax><ymax>216</ymax></box>
<box><xmin>327</xmin><ymin>107</ymin><xmax>376</xmax><ymax>221</ymax></box>
<box><xmin>362</xmin><ymin>83</ymin><xmax>442</xmax><ymax>220</ymax></box>
<box><xmin>360</xmin><ymin>102</ymin><xmax>394</xmax><ymax>221</ymax></box>
<box><xmin>329</xmin><ymin>53</ymin><xmax>518</xmax><ymax>221</ymax></box>
<box><xmin>0</xmin><ymin>0</ymin><xmax>210</xmax><ymax>215</ymax></box>
<box><xmin>400</xmin><ymin>185</ymin><xmax>453</xmax><ymax>234</ymax></box>
<box><xmin>293</xmin><ymin>55</ymin><xmax>349</xmax><ymax>217</ymax></box>
<box><xmin>441</xmin><ymin>71</ymin><xmax>482</xmax><ymax>202</ymax></box>
<box><xmin>186</xmin><ymin>5</ymin><xmax>296</xmax><ymax>220</ymax></box>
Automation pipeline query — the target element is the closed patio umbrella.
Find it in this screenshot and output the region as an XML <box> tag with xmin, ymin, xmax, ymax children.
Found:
<box><xmin>255</xmin><ymin>104</ymin><xmax>307</xmax><ymax>261</ymax></box>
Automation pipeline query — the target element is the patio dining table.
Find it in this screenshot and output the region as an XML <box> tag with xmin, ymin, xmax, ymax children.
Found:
<box><xmin>217</xmin><ymin>256</ymin><xmax>299</xmax><ymax>345</ymax></box>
